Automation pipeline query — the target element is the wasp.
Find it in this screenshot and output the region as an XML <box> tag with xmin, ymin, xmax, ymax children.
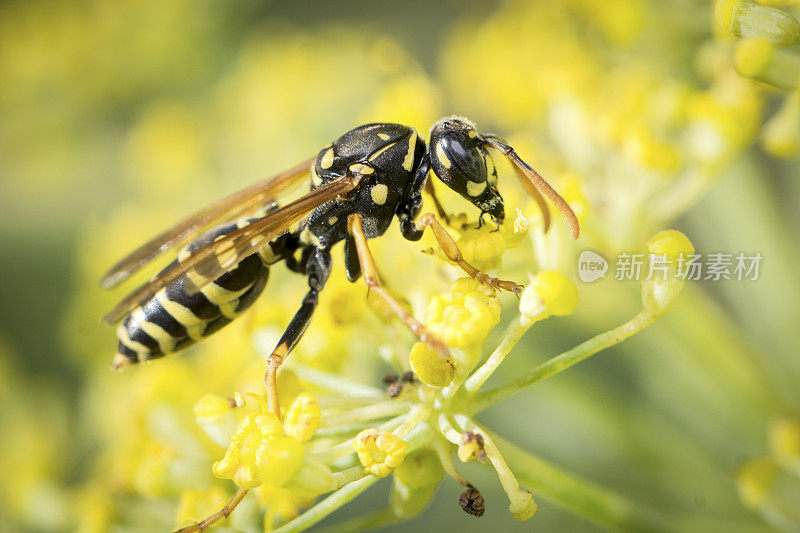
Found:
<box><xmin>101</xmin><ymin>116</ymin><xmax>579</xmax><ymax>532</ymax></box>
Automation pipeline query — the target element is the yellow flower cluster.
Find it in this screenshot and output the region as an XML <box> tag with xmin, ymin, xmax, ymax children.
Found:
<box><xmin>426</xmin><ymin>278</ymin><xmax>502</xmax><ymax>348</ymax></box>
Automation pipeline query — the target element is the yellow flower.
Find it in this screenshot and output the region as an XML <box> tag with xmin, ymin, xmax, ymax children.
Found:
<box><xmin>519</xmin><ymin>271</ymin><xmax>578</xmax><ymax>327</ymax></box>
<box><xmin>212</xmin><ymin>412</ymin><xmax>297</xmax><ymax>490</ymax></box>
<box><xmin>426</xmin><ymin>278</ymin><xmax>502</xmax><ymax>348</ymax></box>
<box><xmin>283</xmin><ymin>392</ymin><xmax>321</xmax><ymax>443</ymax></box>
<box><xmin>353</xmin><ymin>429</ymin><xmax>409</xmax><ymax>478</ymax></box>
<box><xmin>408</xmin><ymin>342</ymin><xmax>455</xmax><ymax>387</ymax></box>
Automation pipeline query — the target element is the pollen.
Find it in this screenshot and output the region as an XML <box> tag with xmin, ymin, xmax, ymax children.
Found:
<box><xmin>353</xmin><ymin>429</ymin><xmax>409</xmax><ymax>478</ymax></box>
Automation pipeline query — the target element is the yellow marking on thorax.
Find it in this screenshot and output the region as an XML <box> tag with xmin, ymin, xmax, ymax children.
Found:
<box><xmin>378</xmin><ymin>133</ymin><xmax>390</xmax><ymax>141</ymax></box>
<box><xmin>300</xmin><ymin>226</ymin><xmax>322</xmax><ymax>248</ymax></box>
<box><xmin>467</xmin><ymin>180</ymin><xmax>487</xmax><ymax>197</ymax></box>
<box><xmin>435</xmin><ymin>143</ymin><xmax>451</xmax><ymax>169</ymax></box>
<box><xmin>328</xmin><ymin>215</ymin><xmax>338</xmax><ymax>225</ymax></box>
<box><xmin>368</xmin><ymin>141</ymin><xmax>397</xmax><ymax>162</ymax></box>
<box><xmin>349</xmin><ymin>163</ymin><xmax>374</xmax><ymax>175</ymax></box>
<box><xmin>402</xmin><ymin>130</ymin><xmax>417</xmax><ymax>171</ymax></box>
<box><xmin>371</xmin><ymin>183</ymin><xmax>389</xmax><ymax>205</ymax></box>
<box><xmin>320</xmin><ymin>148</ymin><xmax>335</xmax><ymax>169</ymax></box>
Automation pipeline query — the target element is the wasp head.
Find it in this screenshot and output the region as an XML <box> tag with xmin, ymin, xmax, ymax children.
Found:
<box><xmin>429</xmin><ymin>117</ymin><xmax>504</xmax><ymax>223</ymax></box>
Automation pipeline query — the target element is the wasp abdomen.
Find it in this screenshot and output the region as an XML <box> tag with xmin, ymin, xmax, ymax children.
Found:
<box><xmin>114</xmin><ymin>220</ymin><xmax>279</xmax><ymax>368</ymax></box>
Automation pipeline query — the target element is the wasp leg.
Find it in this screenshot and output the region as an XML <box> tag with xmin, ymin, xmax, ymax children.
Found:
<box><xmin>347</xmin><ymin>213</ymin><xmax>449</xmax><ymax>357</ymax></box>
<box><xmin>414</xmin><ymin>213</ymin><xmax>523</xmax><ymax>295</ymax></box>
<box><xmin>172</xmin><ymin>487</ymin><xmax>248</xmax><ymax>533</ymax></box>
<box><xmin>265</xmin><ymin>247</ymin><xmax>331</xmax><ymax>417</ymax></box>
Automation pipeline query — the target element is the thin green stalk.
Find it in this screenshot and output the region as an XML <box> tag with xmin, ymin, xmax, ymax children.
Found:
<box><xmin>273</xmin><ymin>476</ymin><xmax>379</xmax><ymax>533</ymax></box>
<box><xmin>490</xmin><ymin>431</ymin><xmax>670</xmax><ymax>533</ymax></box>
<box><xmin>291</xmin><ymin>365</ymin><xmax>384</xmax><ymax>399</ymax></box>
<box><xmin>464</xmin><ymin>317</ymin><xmax>529</xmax><ymax>393</ymax></box>
<box><xmin>471</xmin><ymin>311</ymin><xmax>655</xmax><ymax>411</ymax></box>
<box><xmin>319</xmin><ymin>401</ymin><xmax>413</xmax><ymax>428</ymax></box>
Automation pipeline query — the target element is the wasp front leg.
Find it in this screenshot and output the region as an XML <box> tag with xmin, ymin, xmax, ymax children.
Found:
<box><xmin>347</xmin><ymin>213</ymin><xmax>449</xmax><ymax>357</ymax></box>
<box><xmin>265</xmin><ymin>247</ymin><xmax>331</xmax><ymax>417</ymax></box>
<box><xmin>413</xmin><ymin>213</ymin><xmax>523</xmax><ymax>295</ymax></box>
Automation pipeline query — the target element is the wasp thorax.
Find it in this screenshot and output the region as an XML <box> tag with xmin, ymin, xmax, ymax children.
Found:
<box><xmin>429</xmin><ymin>118</ymin><xmax>505</xmax><ymax>222</ymax></box>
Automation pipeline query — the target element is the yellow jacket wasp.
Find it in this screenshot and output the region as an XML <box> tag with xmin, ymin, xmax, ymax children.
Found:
<box><xmin>100</xmin><ymin>116</ymin><xmax>579</xmax><ymax>532</ymax></box>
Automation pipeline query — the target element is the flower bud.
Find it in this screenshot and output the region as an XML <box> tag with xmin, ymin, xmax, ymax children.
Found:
<box><xmin>735</xmin><ymin>37</ymin><xmax>800</xmax><ymax>90</ymax></box>
<box><xmin>283</xmin><ymin>392</ymin><xmax>320</xmax><ymax>443</ymax></box>
<box><xmin>193</xmin><ymin>393</ymin><xmax>238</xmax><ymax>448</ymax></box>
<box><xmin>716</xmin><ymin>0</ymin><xmax>800</xmax><ymax>46</ymax></box>
<box><xmin>519</xmin><ymin>271</ymin><xmax>578</xmax><ymax>327</ymax></box>
<box><xmin>409</xmin><ymin>342</ymin><xmax>455</xmax><ymax>387</ymax></box>
<box><xmin>353</xmin><ymin>429</ymin><xmax>408</xmax><ymax>478</ymax></box>
<box><xmin>390</xmin><ymin>449</ymin><xmax>445</xmax><ymax>518</ymax></box>
<box><xmin>510</xmin><ymin>490</ymin><xmax>537</xmax><ymax>521</ymax></box>
<box><xmin>641</xmin><ymin>230</ymin><xmax>694</xmax><ymax>317</ymax></box>
<box><xmin>457</xmin><ymin>431</ymin><xmax>487</xmax><ymax>463</ymax></box>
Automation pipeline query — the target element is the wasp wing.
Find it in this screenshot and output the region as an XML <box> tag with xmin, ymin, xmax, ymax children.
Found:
<box><xmin>99</xmin><ymin>157</ymin><xmax>316</xmax><ymax>290</ymax></box>
<box><xmin>101</xmin><ymin>175</ymin><xmax>357</xmax><ymax>325</ymax></box>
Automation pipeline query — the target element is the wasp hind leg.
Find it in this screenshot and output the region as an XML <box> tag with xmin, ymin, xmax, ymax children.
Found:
<box><xmin>265</xmin><ymin>247</ymin><xmax>331</xmax><ymax>417</ymax></box>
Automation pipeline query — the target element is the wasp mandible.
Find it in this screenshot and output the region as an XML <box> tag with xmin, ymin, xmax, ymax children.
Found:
<box><xmin>101</xmin><ymin>117</ymin><xmax>579</xmax><ymax>530</ymax></box>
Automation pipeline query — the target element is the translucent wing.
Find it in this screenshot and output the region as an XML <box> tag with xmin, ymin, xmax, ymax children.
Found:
<box><xmin>99</xmin><ymin>157</ymin><xmax>315</xmax><ymax>290</ymax></box>
<box><xmin>483</xmin><ymin>136</ymin><xmax>580</xmax><ymax>239</ymax></box>
<box><xmin>101</xmin><ymin>175</ymin><xmax>359</xmax><ymax>325</ymax></box>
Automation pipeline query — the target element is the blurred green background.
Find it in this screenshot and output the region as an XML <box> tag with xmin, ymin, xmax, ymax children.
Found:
<box><xmin>1</xmin><ymin>0</ymin><xmax>799</xmax><ymax>531</ymax></box>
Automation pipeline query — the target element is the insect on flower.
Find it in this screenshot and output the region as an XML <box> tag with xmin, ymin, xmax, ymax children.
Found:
<box><xmin>99</xmin><ymin>116</ymin><xmax>580</xmax><ymax>532</ymax></box>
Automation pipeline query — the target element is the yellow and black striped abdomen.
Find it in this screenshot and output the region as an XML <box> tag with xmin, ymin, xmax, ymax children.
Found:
<box><xmin>115</xmin><ymin>220</ymin><xmax>280</xmax><ymax>366</ymax></box>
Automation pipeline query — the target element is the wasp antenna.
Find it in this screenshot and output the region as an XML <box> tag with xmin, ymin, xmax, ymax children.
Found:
<box><xmin>483</xmin><ymin>137</ymin><xmax>579</xmax><ymax>240</ymax></box>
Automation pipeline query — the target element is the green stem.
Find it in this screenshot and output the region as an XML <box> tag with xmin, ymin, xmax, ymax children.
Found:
<box><xmin>464</xmin><ymin>317</ymin><xmax>529</xmax><ymax>393</ymax></box>
<box><xmin>291</xmin><ymin>365</ymin><xmax>384</xmax><ymax>399</ymax></box>
<box><xmin>471</xmin><ymin>311</ymin><xmax>655</xmax><ymax>411</ymax></box>
<box><xmin>490</xmin><ymin>431</ymin><xmax>670</xmax><ymax>533</ymax></box>
<box><xmin>273</xmin><ymin>476</ymin><xmax>379</xmax><ymax>533</ymax></box>
<box><xmin>311</xmin><ymin>507</ymin><xmax>398</xmax><ymax>533</ymax></box>
<box><xmin>319</xmin><ymin>401</ymin><xmax>414</xmax><ymax>428</ymax></box>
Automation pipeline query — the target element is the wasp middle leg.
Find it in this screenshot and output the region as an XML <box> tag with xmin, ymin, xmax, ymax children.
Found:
<box><xmin>347</xmin><ymin>213</ymin><xmax>449</xmax><ymax>356</ymax></box>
